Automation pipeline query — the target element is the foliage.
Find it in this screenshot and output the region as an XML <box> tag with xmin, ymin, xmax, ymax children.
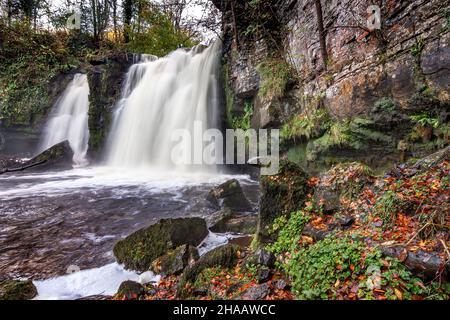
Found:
<box><xmin>0</xmin><ymin>21</ymin><xmax>82</xmax><ymax>125</ymax></box>
<box><xmin>279</xmin><ymin>235</ymin><xmax>429</xmax><ymax>300</ymax></box>
<box><xmin>269</xmin><ymin>209</ymin><xmax>312</xmax><ymax>255</ymax></box>
<box><xmin>281</xmin><ymin>107</ymin><xmax>330</xmax><ymax>142</ymax></box>
<box><xmin>126</xmin><ymin>6</ymin><xmax>197</xmax><ymax>57</ymax></box>
<box><xmin>189</xmin><ymin>266</ymin><xmax>257</xmax><ymax>300</ymax></box>
<box><xmin>231</xmin><ymin>103</ymin><xmax>254</xmax><ymax>130</ymax></box>
<box><xmin>257</xmin><ymin>58</ymin><xmax>291</xmax><ymax>100</ymax></box>
<box><xmin>410</xmin><ymin>113</ymin><xmax>440</xmax><ymax>129</ymax></box>
<box><xmin>411</xmin><ymin>37</ymin><xmax>425</xmax><ymax>57</ymax></box>
<box><xmin>373</xmin><ymin>97</ymin><xmax>397</xmax><ymax>114</ymax></box>
<box><xmin>306</xmin><ymin>117</ymin><xmax>394</xmax><ymax>161</ymax></box>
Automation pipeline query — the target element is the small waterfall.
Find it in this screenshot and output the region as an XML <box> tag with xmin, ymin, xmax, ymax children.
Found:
<box><xmin>106</xmin><ymin>42</ymin><xmax>221</xmax><ymax>171</ymax></box>
<box><xmin>38</xmin><ymin>74</ymin><xmax>90</xmax><ymax>166</ymax></box>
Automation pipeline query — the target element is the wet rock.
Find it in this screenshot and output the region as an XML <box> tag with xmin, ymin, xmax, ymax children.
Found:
<box><xmin>302</xmin><ymin>225</ymin><xmax>332</xmax><ymax>242</ymax></box>
<box><xmin>256</xmin><ymin>266</ymin><xmax>272</xmax><ymax>284</ymax></box>
<box><xmin>27</xmin><ymin>140</ymin><xmax>74</xmax><ymax>170</ymax></box>
<box><xmin>254</xmin><ymin>249</ymin><xmax>276</xmax><ymax>269</ymax></box>
<box><xmin>0</xmin><ymin>141</ymin><xmax>74</xmax><ymax>174</ymax></box>
<box><xmin>274</xmin><ymin>279</ymin><xmax>289</xmax><ymax>291</ymax></box>
<box><xmin>207</xmin><ymin>179</ymin><xmax>252</xmax><ymax>213</ymax></box>
<box><xmin>178</xmin><ymin>244</ymin><xmax>240</xmax><ymax>296</ymax></box>
<box><xmin>338</xmin><ymin>215</ymin><xmax>356</xmax><ymax>228</ymax></box>
<box><xmin>210</xmin><ymin>209</ymin><xmax>258</xmax><ymax>234</ymax></box>
<box><xmin>0</xmin><ymin>280</ymin><xmax>37</xmax><ymax>300</ymax></box>
<box><xmin>239</xmin><ymin>283</ymin><xmax>270</xmax><ymax>300</ymax></box>
<box><xmin>381</xmin><ymin>245</ymin><xmax>449</xmax><ymax>281</ymax></box>
<box><xmin>116</xmin><ymin>281</ymin><xmax>144</xmax><ymax>299</ymax></box>
<box><xmin>313</xmin><ymin>188</ymin><xmax>341</xmax><ymax>214</ymax></box>
<box><xmin>228</xmin><ymin>235</ymin><xmax>254</xmax><ymax>248</ymax></box>
<box><xmin>113</xmin><ymin>218</ymin><xmax>208</xmax><ymax>272</ymax></box>
<box><xmin>257</xmin><ymin>160</ymin><xmax>310</xmax><ymax>244</ymax></box>
<box><xmin>151</xmin><ymin>244</ymin><xmax>199</xmax><ymax>276</ymax></box>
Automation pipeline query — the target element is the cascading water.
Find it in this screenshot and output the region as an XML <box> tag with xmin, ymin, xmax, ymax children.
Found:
<box><xmin>38</xmin><ymin>73</ymin><xmax>90</xmax><ymax>166</ymax></box>
<box><xmin>106</xmin><ymin>42</ymin><xmax>221</xmax><ymax>171</ymax></box>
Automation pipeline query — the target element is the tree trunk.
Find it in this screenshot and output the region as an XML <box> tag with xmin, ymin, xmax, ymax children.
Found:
<box><xmin>123</xmin><ymin>0</ymin><xmax>133</xmax><ymax>43</ymax></box>
<box><xmin>314</xmin><ymin>0</ymin><xmax>328</xmax><ymax>69</ymax></box>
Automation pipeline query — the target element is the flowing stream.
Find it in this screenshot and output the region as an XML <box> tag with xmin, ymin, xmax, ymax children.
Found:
<box><xmin>0</xmin><ymin>43</ymin><xmax>259</xmax><ymax>299</ymax></box>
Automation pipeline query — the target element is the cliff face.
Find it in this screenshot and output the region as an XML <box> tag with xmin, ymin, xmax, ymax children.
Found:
<box><xmin>216</xmin><ymin>0</ymin><xmax>450</xmax><ymax>172</ymax></box>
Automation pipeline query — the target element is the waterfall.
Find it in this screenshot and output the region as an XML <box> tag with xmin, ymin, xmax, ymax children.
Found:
<box><xmin>106</xmin><ymin>42</ymin><xmax>221</xmax><ymax>171</ymax></box>
<box><xmin>38</xmin><ymin>74</ymin><xmax>90</xmax><ymax>166</ymax></box>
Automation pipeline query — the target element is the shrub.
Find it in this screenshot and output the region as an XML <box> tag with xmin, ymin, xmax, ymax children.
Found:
<box><xmin>257</xmin><ymin>58</ymin><xmax>291</xmax><ymax>100</ymax></box>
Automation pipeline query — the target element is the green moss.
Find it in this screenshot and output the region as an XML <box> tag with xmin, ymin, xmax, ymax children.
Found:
<box><xmin>411</xmin><ymin>37</ymin><xmax>425</xmax><ymax>57</ymax></box>
<box><xmin>257</xmin><ymin>160</ymin><xmax>310</xmax><ymax>244</ymax></box>
<box><xmin>231</xmin><ymin>103</ymin><xmax>254</xmax><ymax>130</ymax></box>
<box><xmin>257</xmin><ymin>57</ymin><xmax>291</xmax><ymax>100</ymax></box>
<box><xmin>113</xmin><ymin>218</ymin><xmax>208</xmax><ymax>272</ymax></box>
<box><xmin>306</xmin><ymin>118</ymin><xmax>394</xmax><ymax>162</ymax></box>
<box><xmin>281</xmin><ymin>107</ymin><xmax>331</xmax><ymax>142</ymax></box>
<box><xmin>0</xmin><ymin>280</ymin><xmax>37</xmax><ymax>300</ymax></box>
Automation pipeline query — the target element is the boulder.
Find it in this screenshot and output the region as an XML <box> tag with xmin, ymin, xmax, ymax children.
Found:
<box><xmin>178</xmin><ymin>244</ymin><xmax>240</xmax><ymax>297</ymax></box>
<box><xmin>151</xmin><ymin>245</ymin><xmax>199</xmax><ymax>276</ymax></box>
<box><xmin>257</xmin><ymin>160</ymin><xmax>310</xmax><ymax>244</ymax></box>
<box><xmin>0</xmin><ymin>280</ymin><xmax>37</xmax><ymax>300</ymax></box>
<box><xmin>243</xmin><ymin>248</ymin><xmax>276</xmax><ymax>269</ymax></box>
<box><xmin>210</xmin><ymin>208</ymin><xmax>258</xmax><ymax>234</ymax></box>
<box><xmin>113</xmin><ymin>218</ymin><xmax>208</xmax><ymax>272</ymax></box>
<box><xmin>313</xmin><ymin>162</ymin><xmax>375</xmax><ymax>213</ymax></box>
<box><xmin>116</xmin><ymin>281</ymin><xmax>144</xmax><ymax>299</ymax></box>
<box><xmin>27</xmin><ymin>140</ymin><xmax>74</xmax><ymax>170</ymax></box>
<box><xmin>256</xmin><ymin>266</ymin><xmax>272</xmax><ymax>284</ymax></box>
<box><xmin>207</xmin><ymin>179</ymin><xmax>252</xmax><ymax>213</ymax></box>
<box><xmin>0</xmin><ymin>141</ymin><xmax>74</xmax><ymax>174</ymax></box>
<box><xmin>239</xmin><ymin>283</ymin><xmax>270</xmax><ymax>300</ymax></box>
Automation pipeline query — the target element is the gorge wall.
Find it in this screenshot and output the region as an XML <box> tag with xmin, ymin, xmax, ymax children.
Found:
<box><xmin>214</xmin><ymin>0</ymin><xmax>450</xmax><ymax>172</ymax></box>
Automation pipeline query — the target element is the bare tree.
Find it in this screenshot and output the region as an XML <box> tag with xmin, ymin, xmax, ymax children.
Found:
<box><xmin>314</xmin><ymin>0</ymin><xmax>328</xmax><ymax>69</ymax></box>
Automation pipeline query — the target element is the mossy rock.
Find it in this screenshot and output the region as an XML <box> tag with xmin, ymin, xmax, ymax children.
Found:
<box><xmin>150</xmin><ymin>244</ymin><xmax>199</xmax><ymax>276</ymax></box>
<box><xmin>313</xmin><ymin>162</ymin><xmax>375</xmax><ymax>213</ymax></box>
<box><xmin>207</xmin><ymin>179</ymin><xmax>252</xmax><ymax>213</ymax></box>
<box><xmin>210</xmin><ymin>208</ymin><xmax>257</xmax><ymax>234</ymax></box>
<box><xmin>116</xmin><ymin>281</ymin><xmax>144</xmax><ymax>299</ymax></box>
<box><xmin>177</xmin><ymin>244</ymin><xmax>240</xmax><ymax>297</ymax></box>
<box><xmin>28</xmin><ymin>140</ymin><xmax>74</xmax><ymax>170</ymax></box>
<box><xmin>113</xmin><ymin>218</ymin><xmax>208</xmax><ymax>272</ymax></box>
<box><xmin>257</xmin><ymin>160</ymin><xmax>310</xmax><ymax>244</ymax></box>
<box><xmin>0</xmin><ymin>280</ymin><xmax>37</xmax><ymax>300</ymax></box>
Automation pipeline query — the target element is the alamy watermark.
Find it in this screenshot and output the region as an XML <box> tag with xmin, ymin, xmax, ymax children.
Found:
<box><xmin>171</xmin><ymin>121</ymin><xmax>280</xmax><ymax>176</ymax></box>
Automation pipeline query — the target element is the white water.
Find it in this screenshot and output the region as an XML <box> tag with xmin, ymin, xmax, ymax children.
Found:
<box><xmin>106</xmin><ymin>42</ymin><xmax>221</xmax><ymax>170</ymax></box>
<box><xmin>33</xmin><ymin>263</ymin><xmax>159</xmax><ymax>300</ymax></box>
<box><xmin>38</xmin><ymin>74</ymin><xmax>90</xmax><ymax>166</ymax></box>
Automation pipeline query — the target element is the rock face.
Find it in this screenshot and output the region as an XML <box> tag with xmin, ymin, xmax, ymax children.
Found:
<box><xmin>151</xmin><ymin>245</ymin><xmax>200</xmax><ymax>276</ymax></box>
<box><xmin>0</xmin><ymin>280</ymin><xmax>37</xmax><ymax>300</ymax></box>
<box><xmin>257</xmin><ymin>160</ymin><xmax>310</xmax><ymax>244</ymax></box>
<box><xmin>87</xmin><ymin>54</ymin><xmax>132</xmax><ymax>159</ymax></box>
<box><xmin>207</xmin><ymin>179</ymin><xmax>252</xmax><ymax>213</ymax></box>
<box><xmin>216</xmin><ymin>0</ymin><xmax>450</xmax><ymax>171</ymax></box>
<box><xmin>113</xmin><ymin>218</ymin><xmax>208</xmax><ymax>272</ymax></box>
